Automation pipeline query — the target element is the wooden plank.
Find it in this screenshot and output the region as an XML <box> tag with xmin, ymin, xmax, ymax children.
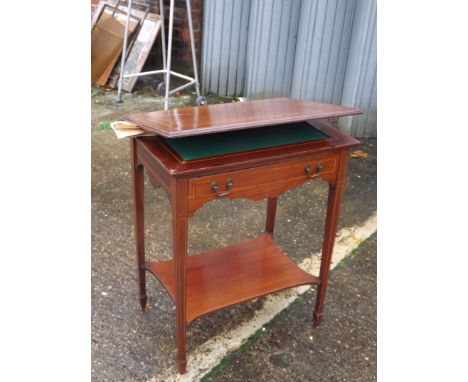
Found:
<box><xmin>107</xmin><ymin>9</ymin><xmax>161</xmax><ymax>92</ymax></box>
<box><xmin>91</xmin><ymin>14</ymin><xmax>127</xmax><ymax>83</ymax></box>
<box><xmin>91</xmin><ymin>3</ymin><xmax>141</xmax><ymax>85</ymax></box>
<box><xmin>95</xmin><ymin>15</ymin><xmax>139</xmax><ymax>86</ymax></box>
<box><xmin>123</xmin><ymin>98</ymin><xmax>362</xmax><ymax>138</ymax></box>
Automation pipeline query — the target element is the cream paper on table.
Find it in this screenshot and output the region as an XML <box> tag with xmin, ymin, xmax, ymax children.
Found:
<box><xmin>110</xmin><ymin>121</ymin><xmax>155</xmax><ymax>139</ymax></box>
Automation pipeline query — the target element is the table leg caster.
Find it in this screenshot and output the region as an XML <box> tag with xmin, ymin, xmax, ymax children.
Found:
<box><xmin>176</xmin><ymin>354</ymin><xmax>187</xmax><ymax>374</ymax></box>
<box><xmin>196</xmin><ymin>96</ymin><xmax>208</xmax><ymax>106</ymax></box>
<box><xmin>139</xmin><ymin>296</ymin><xmax>148</xmax><ymax>312</ymax></box>
<box><xmin>313</xmin><ymin>311</ymin><xmax>323</xmax><ymax>327</ymax></box>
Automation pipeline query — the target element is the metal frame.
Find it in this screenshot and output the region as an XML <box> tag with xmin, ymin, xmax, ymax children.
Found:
<box><xmin>116</xmin><ymin>0</ymin><xmax>204</xmax><ymax>109</ymax></box>
<box><xmin>91</xmin><ymin>1</ymin><xmax>141</xmax><ymax>32</ymax></box>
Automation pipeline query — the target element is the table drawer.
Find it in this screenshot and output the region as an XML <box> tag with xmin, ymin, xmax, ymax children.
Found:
<box><xmin>187</xmin><ymin>154</ymin><xmax>339</xmax><ymax>213</ymax></box>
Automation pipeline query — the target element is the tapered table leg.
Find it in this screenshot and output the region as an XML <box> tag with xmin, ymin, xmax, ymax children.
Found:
<box><xmin>171</xmin><ymin>179</ymin><xmax>189</xmax><ymax>374</ymax></box>
<box><xmin>131</xmin><ymin>138</ymin><xmax>147</xmax><ymax>311</ymax></box>
<box><xmin>265</xmin><ymin>196</ymin><xmax>278</xmax><ymax>235</ymax></box>
<box><xmin>313</xmin><ymin>152</ymin><xmax>349</xmax><ymax>327</ymax></box>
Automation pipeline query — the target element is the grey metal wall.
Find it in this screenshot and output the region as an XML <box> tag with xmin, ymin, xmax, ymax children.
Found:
<box><xmin>201</xmin><ymin>0</ymin><xmax>377</xmax><ymax>137</ymax></box>
<box><xmin>244</xmin><ymin>0</ymin><xmax>301</xmax><ymax>98</ymax></box>
<box><xmin>290</xmin><ymin>0</ymin><xmax>356</xmax><ymax>104</ymax></box>
<box><xmin>201</xmin><ymin>0</ymin><xmax>250</xmax><ymax>96</ymax></box>
<box><xmin>338</xmin><ymin>0</ymin><xmax>377</xmax><ymax>137</ymax></box>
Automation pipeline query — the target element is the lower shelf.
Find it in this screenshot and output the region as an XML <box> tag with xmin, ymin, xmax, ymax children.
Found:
<box><xmin>147</xmin><ymin>234</ymin><xmax>320</xmax><ymax>324</ymax></box>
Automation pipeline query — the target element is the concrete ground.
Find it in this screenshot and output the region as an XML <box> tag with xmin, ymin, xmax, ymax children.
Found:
<box><xmin>207</xmin><ymin>234</ymin><xmax>377</xmax><ymax>382</ymax></box>
<box><xmin>91</xmin><ymin>88</ymin><xmax>377</xmax><ymax>381</ymax></box>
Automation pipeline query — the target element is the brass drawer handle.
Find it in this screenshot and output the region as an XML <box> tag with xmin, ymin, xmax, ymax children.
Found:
<box><xmin>211</xmin><ymin>179</ymin><xmax>233</xmax><ymax>197</ymax></box>
<box><xmin>304</xmin><ymin>162</ymin><xmax>323</xmax><ymax>178</ymax></box>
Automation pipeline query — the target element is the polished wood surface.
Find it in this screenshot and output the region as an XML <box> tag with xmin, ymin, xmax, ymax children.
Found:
<box><xmin>123</xmin><ymin>98</ymin><xmax>361</xmax><ymax>138</ymax></box>
<box><xmin>128</xmin><ymin>99</ymin><xmax>360</xmax><ymax>374</ymax></box>
<box><xmin>147</xmin><ymin>234</ymin><xmax>320</xmax><ymax>324</ymax></box>
<box><xmin>170</xmin><ymin>177</ymin><xmax>189</xmax><ymax>373</ymax></box>
<box><xmin>265</xmin><ymin>197</ymin><xmax>278</xmax><ymax>235</ymax></box>
<box><xmin>136</xmin><ymin>120</ymin><xmax>358</xmax><ymax>180</ymax></box>
<box><xmin>313</xmin><ymin>151</ymin><xmax>349</xmax><ymax>327</ymax></box>
<box><xmin>130</xmin><ymin>139</ymin><xmax>147</xmax><ymax>311</ymax></box>
<box><xmin>186</xmin><ymin>152</ymin><xmax>339</xmax><ymax>216</ymax></box>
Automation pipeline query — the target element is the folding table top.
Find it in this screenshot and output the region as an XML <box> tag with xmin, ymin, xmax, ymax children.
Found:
<box><xmin>122</xmin><ymin>98</ymin><xmax>361</xmax><ymax>138</ymax></box>
<box><xmin>160</xmin><ymin>122</ymin><xmax>330</xmax><ymax>161</ymax></box>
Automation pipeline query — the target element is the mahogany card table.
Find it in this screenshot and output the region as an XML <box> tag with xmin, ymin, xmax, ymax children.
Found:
<box><xmin>123</xmin><ymin>98</ymin><xmax>361</xmax><ymax>373</ymax></box>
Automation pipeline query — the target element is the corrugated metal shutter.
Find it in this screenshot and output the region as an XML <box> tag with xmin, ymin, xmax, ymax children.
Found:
<box><xmin>201</xmin><ymin>0</ymin><xmax>249</xmax><ymax>96</ymax></box>
<box><xmin>244</xmin><ymin>0</ymin><xmax>301</xmax><ymax>98</ymax></box>
<box><xmin>290</xmin><ymin>0</ymin><xmax>356</xmax><ymax>104</ymax></box>
<box><xmin>201</xmin><ymin>0</ymin><xmax>377</xmax><ymax>137</ymax></box>
<box><xmin>338</xmin><ymin>0</ymin><xmax>377</xmax><ymax>137</ymax></box>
